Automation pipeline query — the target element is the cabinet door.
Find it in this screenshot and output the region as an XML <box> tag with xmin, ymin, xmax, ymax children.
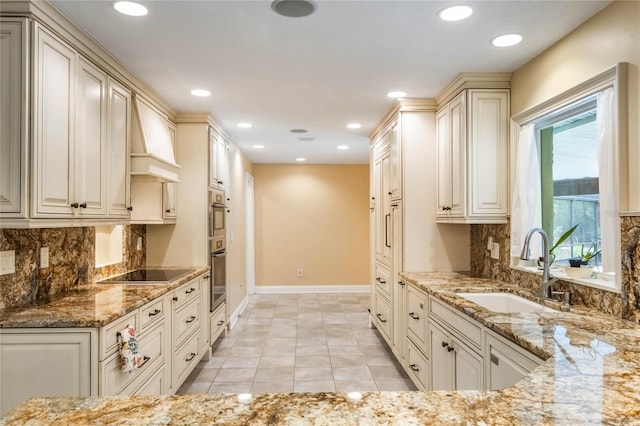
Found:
<box><xmin>407</xmin><ymin>283</ymin><xmax>428</xmax><ymax>353</ymax></box>
<box><xmin>76</xmin><ymin>57</ymin><xmax>107</xmax><ymax>216</ymax></box>
<box><xmin>452</xmin><ymin>337</ymin><xmax>484</xmax><ymax>390</ymax></box>
<box><xmin>199</xmin><ymin>274</ymin><xmax>210</xmax><ymax>354</ymax></box>
<box><xmin>106</xmin><ymin>78</ymin><xmax>131</xmax><ymax>217</ymax></box>
<box><xmin>0</xmin><ymin>330</ymin><xmax>94</xmax><ymax>416</ymax></box>
<box><xmin>430</xmin><ymin>323</ymin><xmax>453</xmax><ymax>391</ymax></box>
<box><xmin>375</xmin><ymin>146</ymin><xmax>392</xmax><ymax>264</ymax></box>
<box><xmin>391</xmin><ymin>202</ymin><xmax>405</xmax><ymax>360</ymax></box>
<box><xmin>0</xmin><ymin>18</ymin><xmax>27</xmax><ymax>217</ymax></box>
<box><xmin>216</xmin><ymin>137</ymin><xmax>227</xmax><ymax>189</ymax></box>
<box><xmin>468</xmin><ymin>90</ymin><xmax>509</xmax><ymax>217</ymax></box>
<box><xmin>208</xmin><ymin>127</ymin><xmax>219</xmax><ymax>189</ymax></box>
<box><xmin>389</xmin><ymin>121</ymin><xmax>402</xmax><ymax>200</ymax></box>
<box><xmin>162</xmin><ymin>183</ymin><xmax>177</xmax><ymax>219</ymax></box>
<box><xmin>448</xmin><ymin>93</ymin><xmax>466</xmax><ymax>217</ymax></box>
<box><xmin>485</xmin><ymin>333</ymin><xmax>541</xmax><ymax>390</ymax></box>
<box><xmin>33</xmin><ymin>26</ymin><xmax>76</xmax><ymax>217</ymax></box>
<box><xmin>435</xmin><ymin>107</ymin><xmax>450</xmax><ymax>217</ymax></box>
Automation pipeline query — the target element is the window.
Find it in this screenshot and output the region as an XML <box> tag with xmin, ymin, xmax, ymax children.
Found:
<box><xmin>510</xmin><ymin>63</ymin><xmax>627</xmax><ymax>292</ymax></box>
<box><xmin>538</xmin><ymin>97</ymin><xmax>601</xmax><ymax>266</ymax></box>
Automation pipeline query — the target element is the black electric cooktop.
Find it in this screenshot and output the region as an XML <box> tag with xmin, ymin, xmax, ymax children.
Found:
<box><xmin>99</xmin><ymin>269</ymin><xmax>194</xmax><ymax>284</ymax></box>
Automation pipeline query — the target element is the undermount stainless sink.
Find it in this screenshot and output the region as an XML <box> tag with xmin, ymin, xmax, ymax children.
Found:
<box><xmin>457</xmin><ymin>292</ymin><xmax>555</xmax><ymax>313</ymax></box>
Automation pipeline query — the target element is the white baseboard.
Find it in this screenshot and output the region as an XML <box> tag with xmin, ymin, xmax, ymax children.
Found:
<box><xmin>229</xmin><ymin>295</ymin><xmax>248</xmax><ymax>330</ymax></box>
<box><xmin>254</xmin><ymin>284</ymin><xmax>370</xmax><ymax>294</ymax></box>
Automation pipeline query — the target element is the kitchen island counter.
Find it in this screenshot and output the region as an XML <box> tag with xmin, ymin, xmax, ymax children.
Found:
<box><xmin>3</xmin><ymin>272</ymin><xmax>640</xmax><ymax>424</ymax></box>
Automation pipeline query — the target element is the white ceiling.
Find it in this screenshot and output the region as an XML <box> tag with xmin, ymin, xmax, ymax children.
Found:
<box><xmin>51</xmin><ymin>0</ymin><xmax>609</xmax><ymax>165</ymax></box>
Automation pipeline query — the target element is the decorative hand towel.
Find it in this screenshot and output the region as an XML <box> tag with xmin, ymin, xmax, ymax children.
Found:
<box><xmin>118</xmin><ymin>325</ymin><xmax>142</xmax><ymax>374</ymax></box>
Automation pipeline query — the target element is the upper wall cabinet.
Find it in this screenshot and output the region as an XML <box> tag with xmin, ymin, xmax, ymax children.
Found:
<box><xmin>0</xmin><ymin>20</ymin><xmax>134</xmax><ymax>227</ymax></box>
<box><xmin>209</xmin><ymin>127</ymin><xmax>228</xmax><ymax>191</ymax></box>
<box><xmin>435</xmin><ymin>77</ymin><xmax>510</xmax><ymax>224</ymax></box>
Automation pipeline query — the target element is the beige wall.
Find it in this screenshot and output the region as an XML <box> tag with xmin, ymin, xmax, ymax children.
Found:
<box><xmin>511</xmin><ymin>0</ymin><xmax>640</xmax><ymax>209</ymax></box>
<box><xmin>253</xmin><ymin>164</ymin><xmax>369</xmax><ymax>286</ymax></box>
<box><xmin>227</xmin><ymin>143</ymin><xmax>253</xmax><ymax>313</ymax></box>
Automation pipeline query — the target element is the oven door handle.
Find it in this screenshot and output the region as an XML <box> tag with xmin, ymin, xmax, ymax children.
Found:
<box><xmin>213</xmin><ymin>252</ymin><xmax>226</xmax><ymax>258</ymax></box>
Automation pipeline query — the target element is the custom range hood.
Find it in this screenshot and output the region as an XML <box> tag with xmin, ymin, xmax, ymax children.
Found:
<box><xmin>131</xmin><ymin>96</ymin><xmax>181</xmax><ymax>182</ymax></box>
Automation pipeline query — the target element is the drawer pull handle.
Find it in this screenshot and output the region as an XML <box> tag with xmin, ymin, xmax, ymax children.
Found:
<box><xmin>376</xmin><ymin>313</ymin><xmax>387</xmax><ymax>323</ymax></box>
<box><xmin>186</xmin><ymin>316</ymin><xmax>197</xmax><ymax>323</ymax></box>
<box><xmin>138</xmin><ymin>356</ymin><xmax>151</xmax><ymax>368</ymax></box>
<box><xmin>186</xmin><ymin>352</ymin><xmax>196</xmax><ymax>362</ymax></box>
<box><xmin>398</xmin><ymin>281</ymin><xmax>405</xmax><ymax>286</ymax></box>
<box><xmin>409</xmin><ymin>312</ymin><xmax>420</xmax><ymax>320</ymax></box>
<box><xmin>409</xmin><ymin>364</ymin><xmax>420</xmax><ymax>372</ymax></box>
<box><xmin>217</xmin><ymin>320</ymin><xmax>225</xmax><ymax>326</ymax></box>
<box><xmin>376</xmin><ymin>278</ymin><xmax>386</xmax><ymax>284</ymax></box>
<box><xmin>185</xmin><ymin>288</ymin><xmax>196</xmax><ymax>294</ymax></box>
<box><xmin>148</xmin><ymin>309</ymin><xmax>161</xmax><ymax>317</ymax></box>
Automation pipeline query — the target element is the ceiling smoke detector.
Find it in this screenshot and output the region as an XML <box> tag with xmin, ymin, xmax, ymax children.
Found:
<box><xmin>271</xmin><ymin>0</ymin><xmax>317</xmax><ymax>18</ymax></box>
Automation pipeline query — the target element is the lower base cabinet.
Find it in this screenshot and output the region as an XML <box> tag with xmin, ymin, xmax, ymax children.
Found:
<box><xmin>0</xmin><ymin>329</ymin><xmax>96</xmax><ymax>416</ymax></box>
<box><xmin>406</xmin><ymin>338</ymin><xmax>430</xmax><ymax>390</ymax></box>
<box><xmin>485</xmin><ymin>332</ymin><xmax>542</xmax><ymax>390</ymax></box>
<box><xmin>210</xmin><ymin>302</ymin><xmax>227</xmax><ymax>344</ymax></box>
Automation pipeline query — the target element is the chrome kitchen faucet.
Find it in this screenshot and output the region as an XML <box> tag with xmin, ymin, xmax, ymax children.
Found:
<box><xmin>519</xmin><ymin>228</ymin><xmax>558</xmax><ymax>299</ymax></box>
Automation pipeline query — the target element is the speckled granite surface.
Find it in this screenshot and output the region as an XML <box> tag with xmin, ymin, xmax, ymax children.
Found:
<box><xmin>0</xmin><ymin>267</ymin><xmax>208</xmax><ymax>328</ymax></box>
<box><xmin>4</xmin><ymin>272</ymin><xmax>640</xmax><ymax>424</ymax></box>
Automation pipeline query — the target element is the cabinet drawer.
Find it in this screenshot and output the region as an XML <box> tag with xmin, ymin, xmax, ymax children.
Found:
<box><xmin>99</xmin><ymin>310</ymin><xmax>138</xmax><ymax>361</ymax></box>
<box><xmin>406</xmin><ymin>338</ymin><xmax>429</xmax><ymax>390</ymax></box>
<box><xmin>175</xmin><ymin>297</ymin><xmax>201</xmax><ymax>347</ymax></box>
<box><xmin>374</xmin><ymin>263</ymin><xmax>392</xmax><ymax>301</ymax></box>
<box><xmin>140</xmin><ymin>298</ymin><xmax>165</xmax><ymax>336</ymax></box>
<box><xmin>135</xmin><ymin>365</ymin><xmax>166</xmax><ymax>395</ymax></box>
<box><xmin>173</xmin><ymin>279</ymin><xmax>200</xmax><ymax>308</ymax></box>
<box><xmin>430</xmin><ymin>297</ymin><xmax>482</xmax><ymax>351</ymax></box>
<box><xmin>374</xmin><ymin>293</ymin><xmax>392</xmax><ymax>343</ymax></box>
<box><xmin>210</xmin><ymin>303</ymin><xmax>226</xmax><ymax>344</ymax></box>
<box><xmin>407</xmin><ymin>284</ymin><xmax>428</xmax><ymax>354</ymax></box>
<box><xmin>175</xmin><ymin>332</ymin><xmax>201</xmax><ymax>386</ymax></box>
<box><xmin>100</xmin><ymin>322</ymin><xmax>165</xmax><ymax>396</ymax></box>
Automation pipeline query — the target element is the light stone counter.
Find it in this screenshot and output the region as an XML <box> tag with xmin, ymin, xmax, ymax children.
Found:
<box><xmin>3</xmin><ymin>272</ymin><xmax>640</xmax><ymax>424</ymax></box>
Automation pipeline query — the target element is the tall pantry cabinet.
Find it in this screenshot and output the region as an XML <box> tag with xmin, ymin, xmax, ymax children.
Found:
<box><xmin>369</xmin><ymin>99</ymin><xmax>469</xmax><ymax>364</ymax></box>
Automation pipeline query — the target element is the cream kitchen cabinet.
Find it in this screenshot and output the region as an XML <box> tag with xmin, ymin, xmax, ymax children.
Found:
<box><xmin>0</xmin><ymin>329</ymin><xmax>97</xmax><ymax>416</ymax></box>
<box><xmin>210</xmin><ymin>302</ymin><xmax>227</xmax><ymax>344</ymax></box>
<box><xmin>435</xmin><ymin>87</ymin><xmax>510</xmax><ymax>224</ymax></box>
<box><xmin>373</xmin><ymin>142</ymin><xmax>392</xmax><ymax>266</ymax></box>
<box><xmin>0</xmin><ymin>18</ymin><xmax>28</xmax><ymax>218</ymax></box>
<box><xmin>2</xmin><ymin>22</ymin><xmax>131</xmax><ymax>226</ymax></box>
<box><xmin>391</xmin><ymin>201</ymin><xmax>406</xmax><ymax>361</ymax></box>
<box><xmin>485</xmin><ymin>331</ymin><xmax>543</xmax><ymax>390</ymax></box>
<box><xmin>209</xmin><ymin>127</ymin><xmax>228</xmax><ymax>191</ymax></box>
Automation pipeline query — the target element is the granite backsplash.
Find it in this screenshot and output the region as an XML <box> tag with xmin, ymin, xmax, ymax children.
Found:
<box><xmin>470</xmin><ymin>216</ymin><xmax>640</xmax><ymax>322</ymax></box>
<box><xmin>0</xmin><ymin>225</ymin><xmax>145</xmax><ymax>310</ymax></box>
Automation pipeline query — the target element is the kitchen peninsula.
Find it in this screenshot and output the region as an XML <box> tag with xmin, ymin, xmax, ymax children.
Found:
<box><xmin>3</xmin><ymin>272</ymin><xmax>640</xmax><ymax>424</ymax></box>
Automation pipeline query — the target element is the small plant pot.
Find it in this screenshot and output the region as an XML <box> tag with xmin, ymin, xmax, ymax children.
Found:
<box><xmin>568</xmin><ymin>258</ymin><xmax>583</xmax><ymax>268</ymax></box>
<box><xmin>565</xmin><ymin>266</ymin><xmax>593</xmax><ymax>279</ymax></box>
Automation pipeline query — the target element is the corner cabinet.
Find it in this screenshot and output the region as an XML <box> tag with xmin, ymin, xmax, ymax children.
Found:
<box><xmin>436</xmin><ymin>88</ymin><xmax>510</xmax><ymax>224</ymax></box>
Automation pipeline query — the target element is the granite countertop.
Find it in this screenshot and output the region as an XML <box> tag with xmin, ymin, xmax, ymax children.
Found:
<box><xmin>3</xmin><ymin>272</ymin><xmax>640</xmax><ymax>424</ymax></box>
<box><xmin>0</xmin><ymin>267</ymin><xmax>209</xmax><ymax>328</ymax></box>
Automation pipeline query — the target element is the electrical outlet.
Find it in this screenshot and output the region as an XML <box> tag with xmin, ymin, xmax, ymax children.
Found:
<box><xmin>297</xmin><ymin>268</ymin><xmax>304</xmax><ymax>277</ymax></box>
<box><xmin>136</xmin><ymin>237</ymin><xmax>142</xmax><ymax>251</ymax></box>
<box><xmin>487</xmin><ymin>236</ymin><xmax>493</xmax><ymax>250</ymax></box>
<box><xmin>40</xmin><ymin>247</ymin><xmax>49</xmax><ymax>268</ymax></box>
<box><xmin>0</xmin><ymin>250</ymin><xmax>15</xmax><ymax>275</ymax></box>
<box><xmin>490</xmin><ymin>242</ymin><xmax>500</xmax><ymax>260</ymax></box>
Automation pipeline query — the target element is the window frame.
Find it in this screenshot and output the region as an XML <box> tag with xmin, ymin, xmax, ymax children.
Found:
<box><xmin>509</xmin><ymin>63</ymin><xmax>628</xmax><ymax>293</ymax></box>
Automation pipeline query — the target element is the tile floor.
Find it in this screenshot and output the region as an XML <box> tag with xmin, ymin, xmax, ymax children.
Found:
<box><xmin>176</xmin><ymin>293</ymin><xmax>416</xmax><ymax>394</ymax></box>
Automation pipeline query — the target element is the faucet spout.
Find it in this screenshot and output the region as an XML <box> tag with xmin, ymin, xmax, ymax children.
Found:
<box><xmin>520</xmin><ymin>227</ymin><xmax>555</xmax><ymax>299</ymax></box>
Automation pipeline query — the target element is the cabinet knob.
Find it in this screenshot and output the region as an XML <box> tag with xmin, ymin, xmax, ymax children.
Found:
<box><xmin>398</xmin><ymin>281</ymin><xmax>405</xmax><ymax>286</ymax></box>
<box><xmin>79</xmin><ymin>202</ymin><xmax>87</xmax><ymax>208</ymax></box>
<box><xmin>204</xmin><ymin>275</ymin><xmax>210</xmax><ymax>279</ymax></box>
<box><xmin>448</xmin><ymin>346</ymin><xmax>455</xmax><ymax>352</ymax></box>
<box><xmin>127</xmin><ymin>206</ymin><xmax>133</xmax><ymax>211</ymax></box>
<box><xmin>388</xmin><ymin>191</ymin><xmax>392</xmax><ymax>195</ymax></box>
<box><xmin>165</xmin><ymin>209</ymin><xmax>171</xmax><ymax>213</ymax></box>
<box><xmin>218</xmin><ymin>180</ymin><xmax>223</xmax><ymax>185</ymax></box>
<box><xmin>70</xmin><ymin>202</ymin><xmax>79</xmax><ymax>208</ymax></box>
<box><xmin>173</xmin><ymin>296</ymin><xmax>178</xmax><ymax>302</ymax></box>
<box><xmin>441</xmin><ymin>341</ymin><xmax>449</xmax><ymax>348</ymax></box>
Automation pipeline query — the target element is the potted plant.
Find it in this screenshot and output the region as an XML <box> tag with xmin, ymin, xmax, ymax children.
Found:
<box><xmin>565</xmin><ymin>242</ymin><xmax>599</xmax><ymax>279</ymax></box>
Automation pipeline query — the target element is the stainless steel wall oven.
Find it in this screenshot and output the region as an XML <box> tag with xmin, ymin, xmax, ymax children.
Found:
<box><xmin>209</xmin><ymin>189</ymin><xmax>227</xmax><ymax>312</ymax></box>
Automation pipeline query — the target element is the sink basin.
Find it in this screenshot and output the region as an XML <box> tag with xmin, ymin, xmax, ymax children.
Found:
<box><xmin>457</xmin><ymin>292</ymin><xmax>554</xmax><ymax>313</ymax></box>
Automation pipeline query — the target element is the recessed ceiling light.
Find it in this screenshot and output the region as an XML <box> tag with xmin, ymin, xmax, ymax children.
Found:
<box><xmin>253</xmin><ymin>145</ymin><xmax>264</xmax><ymax>149</ymax></box>
<box><xmin>237</xmin><ymin>123</ymin><xmax>252</xmax><ymax>128</ymax></box>
<box><xmin>438</xmin><ymin>5</ymin><xmax>473</xmax><ymax>21</ymax></box>
<box><xmin>271</xmin><ymin>0</ymin><xmax>316</xmax><ymax>18</ymax></box>
<box><xmin>290</xmin><ymin>128</ymin><xmax>308</xmax><ymax>133</ymax></box>
<box><xmin>387</xmin><ymin>91</ymin><xmax>407</xmax><ymax>98</ymax></box>
<box><xmin>190</xmin><ymin>89</ymin><xmax>211</xmax><ymax>97</ymax></box>
<box><xmin>337</xmin><ymin>145</ymin><xmax>349</xmax><ymax>150</ymax></box>
<box><xmin>492</xmin><ymin>34</ymin><xmax>523</xmax><ymax>47</ymax></box>
<box><xmin>113</xmin><ymin>1</ymin><xmax>148</xmax><ymax>16</ymax></box>
<box><xmin>347</xmin><ymin>123</ymin><xmax>362</xmax><ymax>129</ymax></box>
<box><xmin>295</xmin><ymin>157</ymin><xmax>306</xmax><ymax>162</ymax></box>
